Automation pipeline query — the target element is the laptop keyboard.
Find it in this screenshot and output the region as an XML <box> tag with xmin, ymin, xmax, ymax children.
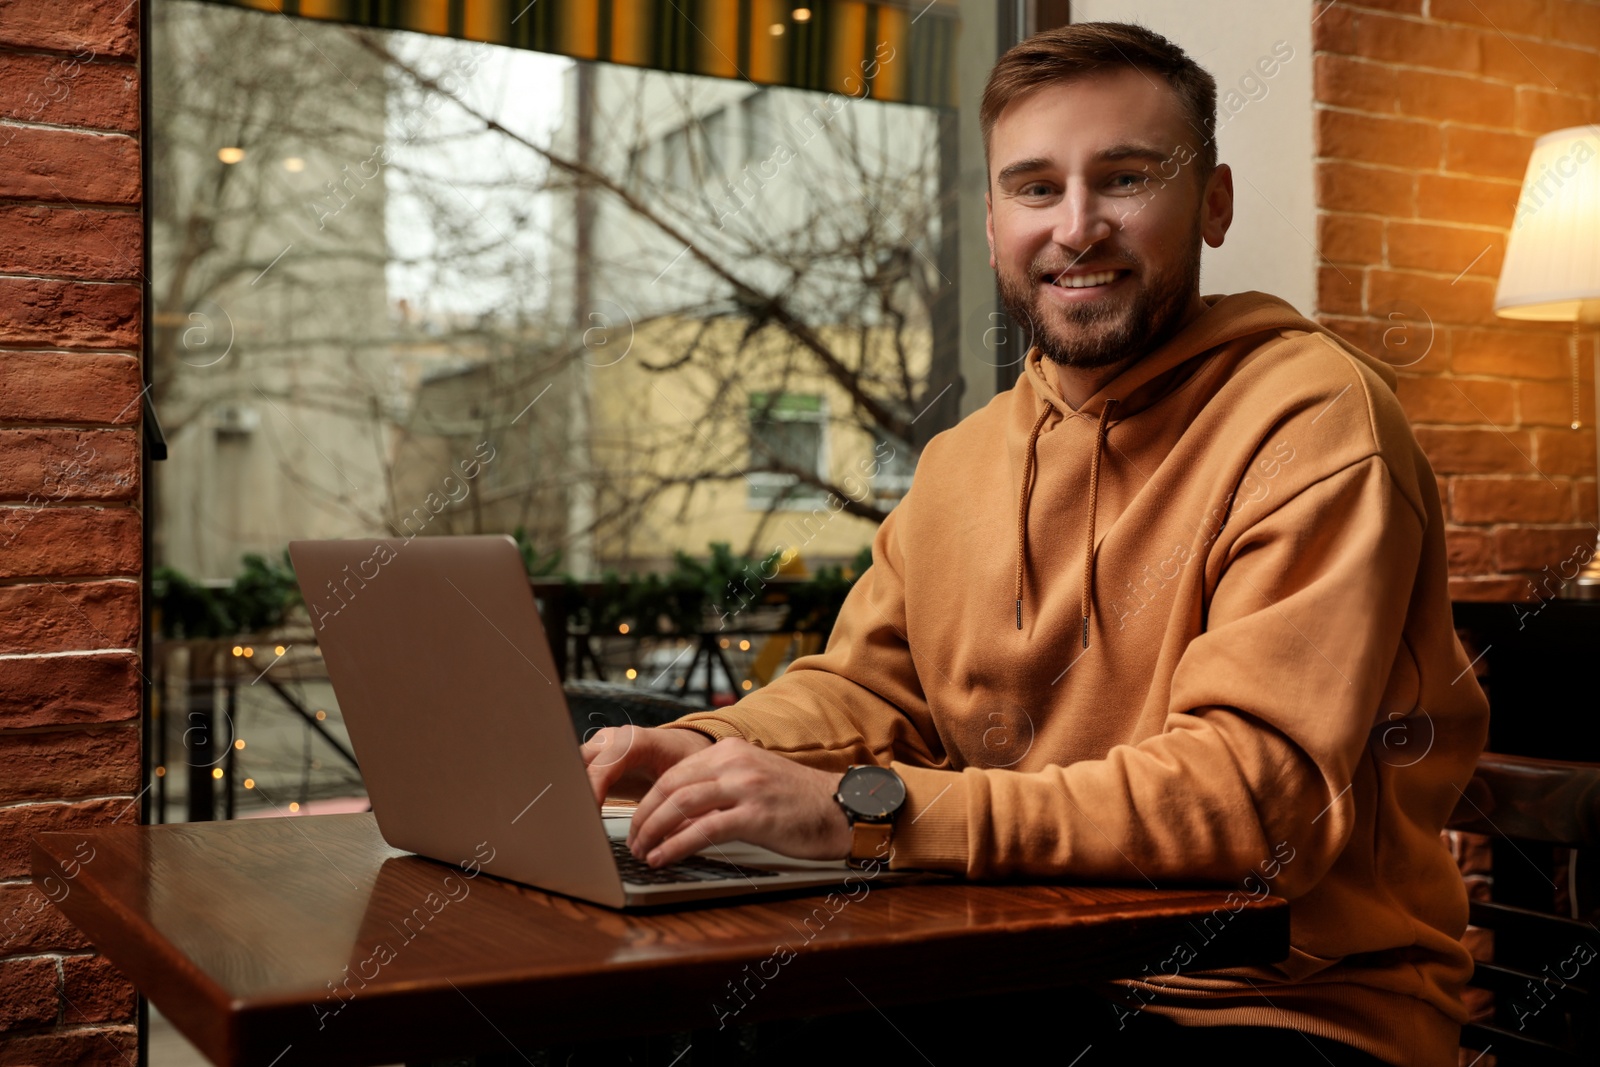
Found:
<box><xmin>609</xmin><ymin>838</ymin><xmax>780</xmax><ymax>886</ymax></box>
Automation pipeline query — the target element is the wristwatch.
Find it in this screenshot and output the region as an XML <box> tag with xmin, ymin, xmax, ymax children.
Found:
<box><xmin>834</xmin><ymin>764</ymin><xmax>907</xmax><ymax>868</ymax></box>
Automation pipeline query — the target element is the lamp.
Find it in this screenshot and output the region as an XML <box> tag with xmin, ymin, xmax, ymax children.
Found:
<box><xmin>1495</xmin><ymin>125</ymin><xmax>1600</xmax><ymax>599</ymax></box>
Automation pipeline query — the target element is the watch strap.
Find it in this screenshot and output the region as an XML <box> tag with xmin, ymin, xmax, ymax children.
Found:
<box><xmin>848</xmin><ymin>819</ymin><xmax>893</xmax><ymax>868</ymax></box>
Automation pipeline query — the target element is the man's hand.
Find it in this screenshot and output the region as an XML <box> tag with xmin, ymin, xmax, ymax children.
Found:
<box><xmin>580</xmin><ymin>724</ymin><xmax>713</xmax><ymax>805</ymax></box>
<box><xmin>625</xmin><ymin>737</ymin><xmax>851</xmax><ymax>868</ymax></box>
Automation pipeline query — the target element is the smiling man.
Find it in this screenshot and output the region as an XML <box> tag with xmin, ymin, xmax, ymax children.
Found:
<box><xmin>583</xmin><ymin>22</ymin><xmax>1487</xmax><ymax>1066</ymax></box>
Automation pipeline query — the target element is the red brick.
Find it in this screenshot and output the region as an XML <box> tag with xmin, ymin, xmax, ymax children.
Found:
<box><xmin>0</xmin><ymin>430</ymin><xmax>137</xmax><ymax>503</ymax></box>
<box><xmin>1385</xmin><ymin>221</ymin><xmax>1503</xmax><ymax>277</ymax></box>
<box><xmin>0</xmin><ymin>654</ymin><xmax>139</xmax><ymax>731</ymax></box>
<box><xmin>0</xmin><ymin>725</ymin><xmax>139</xmax><ymax>803</ymax></box>
<box><xmin>1533</xmin><ymin>427</ymin><xmax>1597</xmax><ymax>476</ymax></box>
<box><xmin>1519</xmin><ymin>379</ymin><xmax>1596</xmax><ymax>426</ymax></box>
<box><xmin>1514</xmin><ymin>88</ymin><xmax>1600</xmax><ymax>135</ymax></box>
<box><xmin>1313</xmin><ymin>2</ymin><xmax>1358</xmax><ymax>53</ymax></box>
<box><xmin>0</xmin><ymin>506</ymin><xmax>141</xmax><ymax>579</ymax></box>
<box><xmin>59</xmin><ymin>955</ymin><xmax>133</xmax><ymax>1024</ymax></box>
<box><xmin>1483</xmin><ymin>36</ymin><xmax>1600</xmax><ymax>97</ymax></box>
<box><xmin>1352</xmin><ymin>11</ymin><xmax>1485</xmax><ymax>71</ymax></box>
<box><xmin>1396</xmin><ymin>376</ymin><xmax>1515</xmax><ymax>425</ymax></box>
<box><xmin>1430</xmin><ymin>0</ymin><xmax>1552</xmax><ymax>36</ymax></box>
<box><xmin>1415</xmin><ymin>426</ymin><xmax>1535</xmax><ymax>473</ymax></box>
<box><xmin>1340</xmin><ymin>0</ymin><xmax>1425</xmax><ymax>12</ymax></box>
<box><xmin>1318</xmin><ymin>110</ymin><xmax>1443</xmax><ymax>168</ymax></box>
<box><xmin>1451</xmin><ymin>326</ymin><xmax>1570</xmax><ymax>379</ymax></box>
<box><xmin>0</xmin><ymin>956</ymin><xmax>57</xmax><ymax>1031</ymax></box>
<box><xmin>0</xmin><ymin>581</ymin><xmax>138</xmax><ymax>657</ymax></box>
<box><xmin>0</xmin><ymin>205</ymin><xmax>141</xmax><ymax>281</ymax></box>
<box><xmin>1452</xmin><ymin>476</ymin><xmax>1572</xmax><ymax>522</ymax></box>
<box><xmin>0</xmin><ymin>53</ymin><xmax>138</xmax><ymax>133</ymax></box>
<box><xmin>1416</xmin><ymin>173</ymin><xmax>1522</xmax><ymax>227</ymax></box>
<box><xmin>1319</xmin><ymin>265</ymin><xmax>1366</xmax><ymax>316</ymax></box>
<box><xmin>1393</xmin><ymin>69</ymin><xmax>1517</xmax><ymax>127</ymax></box>
<box><xmin>0</xmin><ymin>352</ymin><xmax>141</xmax><ymax>424</ymax></box>
<box><xmin>1317</xmin><ymin>161</ymin><xmax>1415</xmax><ymax>214</ymax></box>
<box><xmin>1549</xmin><ymin>0</ymin><xmax>1600</xmax><ymax>46</ymax></box>
<box><xmin>0</xmin><ymin>881</ymin><xmax>92</xmax><ymax>955</ymax></box>
<box><xmin>1450</xmin><ymin>575</ymin><xmax>1534</xmax><ymax>600</ymax></box>
<box><xmin>1446</xmin><ymin>526</ymin><xmax>1494</xmax><ymax>574</ymax></box>
<box><xmin>1577</xmin><ymin>480</ymin><xmax>1597</xmax><ymax>523</ymax></box>
<box><xmin>0</xmin><ymin>797</ymin><xmax>128</xmax><ymax>879</ymax></box>
<box><xmin>1368</xmin><ymin>269</ymin><xmax>1499</xmax><ymax>326</ymax></box>
<box><xmin>0</xmin><ymin>126</ymin><xmax>139</xmax><ymax>204</ymax></box>
<box><xmin>0</xmin><ymin>278</ymin><xmax>140</xmax><ymax>349</ymax></box>
<box><xmin>1494</xmin><ymin>524</ymin><xmax>1596</xmax><ymax>571</ymax></box>
<box><xmin>1443</xmin><ymin>126</ymin><xmax>1537</xmax><ymax>182</ymax></box>
<box><xmin>1315</xmin><ymin>55</ymin><xmax>1399</xmax><ymax>115</ymax></box>
<box><xmin>0</xmin><ymin>0</ymin><xmax>138</xmax><ymax>59</ymax></box>
<box><xmin>0</xmin><ymin>1026</ymin><xmax>139</xmax><ymax>1067</ymax></box>
<box><xmin>1320</xmin><ymin>213</ymin><xmax>1384</xmax><ymax>264</ymax></box>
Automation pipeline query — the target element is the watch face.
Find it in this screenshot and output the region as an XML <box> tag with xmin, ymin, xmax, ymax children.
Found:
<box><xmin>838</xmin><ymin>765</ymin><xmax>906</xmax><ymax>819</ymax></box>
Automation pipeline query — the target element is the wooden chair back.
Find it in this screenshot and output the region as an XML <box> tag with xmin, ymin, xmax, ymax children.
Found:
<box><xmin>1447</xmin><ymin>752</ymin><xmax>1600</xmax><ymax>1065</ymax></box>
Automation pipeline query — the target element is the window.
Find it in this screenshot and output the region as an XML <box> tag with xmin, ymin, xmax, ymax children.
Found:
<box><xmin>868</xmin><ymin>428</ymin><xmax>917</xmax><ymax>502</ymax></box>
<box><xmin>747</xmin><ymin>393</ymin><xmax>828</xmax><ymax>509</ymax></box>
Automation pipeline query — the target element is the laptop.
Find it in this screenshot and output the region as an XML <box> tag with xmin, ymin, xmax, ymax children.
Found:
<box><xmin>289</xmin><ymin>535</ymin><xmax>905</xmax><ymax>909</ymax></box>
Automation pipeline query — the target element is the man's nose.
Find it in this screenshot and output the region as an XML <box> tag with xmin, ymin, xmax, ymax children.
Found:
<box><xmin>1049</xmin><ymin>182</ymin><xmax>1116</xmax><ymax>256</ymax></box>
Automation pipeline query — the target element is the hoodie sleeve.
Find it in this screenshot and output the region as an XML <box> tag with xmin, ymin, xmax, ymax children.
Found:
<box><xmin>887</xmin><ymin>452</ymin><xmax>1424</xmax><ymax>891</ymax></box>
<box><xmin>657</xmin><ymin>503</ymin><xmax>950</xmax><ymax>774</ymax></box>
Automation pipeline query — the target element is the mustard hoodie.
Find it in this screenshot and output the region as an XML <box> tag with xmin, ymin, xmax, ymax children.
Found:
<box><xmin>661</xmin><ymin>292</ymin><xmax>1490</xmax><ymax>1067</ymax></box>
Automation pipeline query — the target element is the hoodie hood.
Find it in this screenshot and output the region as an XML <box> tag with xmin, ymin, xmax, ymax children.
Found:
<box><xmin>1013</xmin><ymin>291</ymin><xmax>1392</xmax><ymax>643</ymax></box>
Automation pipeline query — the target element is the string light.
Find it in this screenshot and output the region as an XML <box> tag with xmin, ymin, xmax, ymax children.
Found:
<box><xmin>274</xmin><ymin>645</ymin><xmax>286</xmax><ymax>656</ymax></box>
<box><xmin>315</xmin><ymin>710</ymin><xmax>327</xmax><ymax>721</ymax></box>
<box><xmin>154</xmin><ymin>766</ymin><xmax>166</xmax><ymax>778</ymax></box>
<box><xmin>243</xmin><ymin>647</ymin><xmax>254</xmax><ymax>658</ymax></box>
<box><xmin>234</xmin><ymin>739</ymin><xmax>246</xmax><ymax>750</ymax></box>
<box><xmin>739</xmin><ymin>640</ymin><xmax>750</xmax><ymax>651</ymax></box>
<box><xmin>769</xmin><ymin>22</ymin><xmax>784</xmax><ymax>35</ymax></box>
<box><xmin>282</xmin><ymin>157</ymin><xmax>305</xmax><ymax>172</ymax></box>
<box><xmin>232</xmin><ymin>646</ymin><xmax>243</xmax><ymax>657</ymax></box>
<box><xmin>211</xmin><ymin>768</ymin><xmax>224</xmax><ymax>780</ymax></box>
<box><xmin>619</xmin><ymin>623</ymin><xmax>630</xmax><ymax>634</ymax></box>
<box><xmin>217</xmin><ymin>146</ymin><xmax>245</xmax><ymax>164</ymax></box>
<box><xmin>625</xmin><ymin>668</ymin><xmax>637</xmax><ymax>679</ymax></box>
<box><xmin>741</xmin><ymin>680</ymin><xmax>754</xmax><ymax>691</ymax></box>
<box><xmin>720</xmin><ymin>638</ymin><xmax>731</xmax><ymax>649</ymax></box>
<box><xmin>243</xmin><ymin>778</ymin><xmax>255</xmax><ymax>789</ymax></box>
<box><xmin>792</xmin><ymin>7</ymin><xmax>812</xmax><ymax>21</ymax></box>
<box><xmin>289</xmin><ymin>802</ymin><xmax>300</xmax><ymax>813</ymax></box>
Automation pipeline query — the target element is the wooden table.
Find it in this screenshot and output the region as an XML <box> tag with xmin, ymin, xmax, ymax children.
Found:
<box><xmin>34</xmin><ymin>813</ymin><xmax>1289</xmax><ymax>1067</ymax></box>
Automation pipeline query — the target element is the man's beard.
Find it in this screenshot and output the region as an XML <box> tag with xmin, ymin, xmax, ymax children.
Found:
<box><xmin>996</xmin><ymin>222</ymin><xmax>1202</xmax><ymax>370</ymax></box>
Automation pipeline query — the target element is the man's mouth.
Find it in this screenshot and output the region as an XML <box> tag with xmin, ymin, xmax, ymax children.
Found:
<box><xmin>1042</xmin><ymin>269</ymin><xmax>1128</xmax><ymax>289</ymax></box>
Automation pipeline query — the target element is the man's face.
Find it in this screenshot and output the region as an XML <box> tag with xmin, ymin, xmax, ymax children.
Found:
<box><xmin>986</xmin><ymin>69</ymin><xmax>1232</xmax><ymax>370</ymax></box>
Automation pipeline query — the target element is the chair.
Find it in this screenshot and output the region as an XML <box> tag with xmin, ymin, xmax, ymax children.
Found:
<box><xmin>1447</xmin><ymin>752</ymin><xmax>1600</xmax><ymax>1066</ymax></box>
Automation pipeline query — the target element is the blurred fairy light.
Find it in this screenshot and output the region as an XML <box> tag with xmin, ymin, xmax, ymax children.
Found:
<box><xmin>231</xmin><ymin>645</ymin><xmax>243</xmax><ymax>657</ymax></box>
<box><xmin>769</xmin><ymin>22</ymin><xmax>784</xmax><ymax>35</ymax></box>
<box><xmin>625</xmin><ymin>668</ymin><xmax>637</xmax><ymax>679</ymax></box>
<box><xmin>274</xmin><ymin>645</ymin><xmax>286</xmax><ymax>656</ymax></box>
<box><xmin>738</xmin><ymin>640</ymin><xmax>750</xmax><ymax>651</ymax></box>
<box><xmin>741</xmin><ymin>680</ymin><xmax>754</xmax><ymax>691</ymax></box>
<box><xmin>315</xmin><ymin>710</ymin><xmax>326</xmax><ymax>721</ymax></box>
<box><xmin>792</xmin><ymin>7</ymin><xmax>812</xmax><ymax>21</ymax></box>
<box><xmin>211</xmin><ymin>767</ymin><xmax>224</xmax><ymax>780</ymax></box>
<box><xmin>243</xmin><ymin>778</ymin><xmax>255</xmax><ymax>789</ymax></box>
<box><xmin>618</xmin><ymin>623</ymin><xmax>630</xmax><ymax>634</ymax></box>
<box><xmin>234</xmin><ymin>739</ymin><xmax>245</xmax><ymax>750</ymax></box>
<box><xmin>217</xmin><ymin>146</ymin><xmax>245</xmax><ymax>164</ymax></box>
<box><xmin>289</xmin><ymin>802</ymin><xmax>300</xmax><ymax>812</ymax></box>
<box><xmin>282</xmin><ymin>157</ymin><xmax>305</xmax><ymax>172</ymax></box>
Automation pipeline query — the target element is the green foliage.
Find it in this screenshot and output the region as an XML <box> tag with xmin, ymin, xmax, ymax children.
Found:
<box><xmin>152</xmin><ymin>540</ymin><xmax>871</xmax><ymax>640</ymax></box>
<box><xmin>153</xmin><ymin>551</ymin><xmax>300</xmax><ymax>639</ymax></box>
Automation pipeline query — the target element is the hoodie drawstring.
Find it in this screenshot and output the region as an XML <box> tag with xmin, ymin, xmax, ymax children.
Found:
<box><xmin>1014</xmin><ymin>397</ymin><xmax>1117</xmax><ymax>650</ymax></box>
<box><xmin>1014</xmin><ymin>403</ymin><xmax>1051</xmax><ymax>630</ymax></box>
<box><xmin>1082</xmin><ymin>398</ymin><xmax>1116</xmax><ymax>647</ymax></box>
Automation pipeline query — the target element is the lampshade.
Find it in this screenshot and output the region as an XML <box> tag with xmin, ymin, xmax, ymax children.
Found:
<box><xmin>1494</xmin><ymin>125</ymin><xmax>1600</xmax><ymax>321</ymax></box>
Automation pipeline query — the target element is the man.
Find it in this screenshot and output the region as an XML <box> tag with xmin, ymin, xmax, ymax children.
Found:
<box><xmin>584</xmin><ymin>22</ymin><xmax>1487</xmax><ymax>1066</ymax></box>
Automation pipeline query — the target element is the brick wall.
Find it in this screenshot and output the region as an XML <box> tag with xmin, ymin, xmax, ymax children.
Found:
<box><xmin>0</xmin><ymin>0</ymin><xmax>143</xmax><ymax>1062</ymax></box>
<box><xmin>1313</xmin><ymin>0</ymin><xmax>1600</xmax><ymax>600</ymax></box>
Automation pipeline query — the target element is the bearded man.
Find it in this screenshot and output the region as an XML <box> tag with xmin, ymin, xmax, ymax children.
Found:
<box><xmin>585</xmin><ymin>22</ymin><xmax>1487</xmax><ymax>1066</ymax></box>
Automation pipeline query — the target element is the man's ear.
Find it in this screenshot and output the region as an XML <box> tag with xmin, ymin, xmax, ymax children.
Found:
<box><xmin>1201</xmin><ymin>163</ymin><xmax>1234</xmax><ymax>249</ymax></box>
<box><xmin>985</xmin><ymin>190</ymin><xmax>996</xmax><ymax>269</ymax></box>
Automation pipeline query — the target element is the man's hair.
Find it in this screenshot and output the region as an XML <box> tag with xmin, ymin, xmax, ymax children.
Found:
<box><xmin>980</xmin><ymin>22</ymin><xmax>1219</xmax><ymax>181</ymax></box>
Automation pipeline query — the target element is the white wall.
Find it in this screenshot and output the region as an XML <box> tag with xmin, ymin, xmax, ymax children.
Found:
<box><xmin>1067</xmin><ymin>1</ymin><xmax>1317</xmax><ymax>315</ymax></box>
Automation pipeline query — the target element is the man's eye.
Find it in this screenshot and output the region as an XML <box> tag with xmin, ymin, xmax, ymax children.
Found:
<box><xmin>1109</xmin><ymin>173</ymin><xmax>1149</xmax><ymax>190</ymax></box>
<box><xmin>1019</xmin><ymin>182</ymin><xmax>1054</xmax><ymax>197</ymax></box>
